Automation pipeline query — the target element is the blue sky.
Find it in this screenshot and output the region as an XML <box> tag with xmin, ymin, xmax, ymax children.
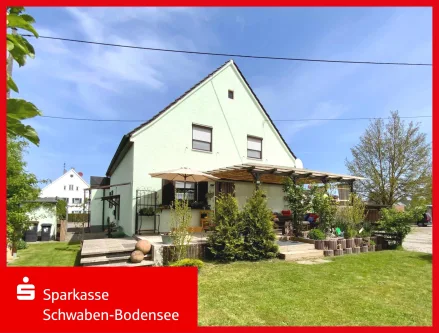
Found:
<box><xmin>13</xmin><ymin>7</ymin><xmax>432</xmax><ymax>185</ymax></box>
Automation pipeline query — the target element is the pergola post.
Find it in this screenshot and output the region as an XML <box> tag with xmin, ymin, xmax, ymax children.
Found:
<box><xmin>251</xmin><ymin>172</ymin><xmax>261</xmax><ymax>190</ymax></box>
<box><xmin>349</xmin><ymin>179</ymin><xmax>355</xmax><ymax>205</ymax></box>
<box><xmin>289</xmin><ymin>175</ymin><xmax>298</xmax><ymax>235</ymax></box>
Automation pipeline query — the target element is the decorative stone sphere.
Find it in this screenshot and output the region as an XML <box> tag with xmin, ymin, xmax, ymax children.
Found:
<box><xmin>135</xmin><ymin>240</ymin><xmax>151</xmax><ymax>254</ymax></box>
<box><xmin>130</xmin><ymin>250</ymin><xmax>144</xmax><ymax>263</ymax></box>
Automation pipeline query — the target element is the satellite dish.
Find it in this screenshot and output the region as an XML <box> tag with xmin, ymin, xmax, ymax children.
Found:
<box><xmin>295</xmin><ymin>158</ymin><xmax>304</xmax><ymax>169</ymax></box>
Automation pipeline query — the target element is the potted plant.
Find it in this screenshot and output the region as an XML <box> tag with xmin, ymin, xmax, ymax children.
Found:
<box><xmin>344</xmin><ymin>228</ymin><xmax>356</xmax><ymax>248</ymax></box>
<box><xmin>161</xmin><ymin>232</ymin><xmax>173</xmax><ymax>244</ymax></box>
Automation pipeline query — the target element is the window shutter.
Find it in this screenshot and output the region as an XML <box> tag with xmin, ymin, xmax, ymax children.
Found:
<box><xmin>162</xmin><ymin>180</ymin><xmax>175</xmax><ymax>205</ymax></box>
<box><xmin>193</xmin><ymin>126</ymin><xmax>211</xmax><ymax>142</ymax></box>
<box><xmin>197</xmin><ymin>182</ymin><xmax>208</xmax><ymax>203</ymax></box>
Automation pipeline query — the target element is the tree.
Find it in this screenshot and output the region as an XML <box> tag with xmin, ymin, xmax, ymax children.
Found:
<box><xmin>170</xmin><ymin>196</ymin><xmax>192</xmax><ymax>261</ymax></box>
<box><xmin>240</xmin><ymin>189</ymin><xmax>278</xmax><ymax>261</ymax></box>
<box><xmin>7</xmin><ymin>6</ymin><xmax>41</xmax><ymax>145</ymax></box>
<box><xmin>311</xmin><ymin>185</ymin><xmax>338</xmax><ymax>233</ymax></box>
<box><xmin>207</xmin><ymin>193</ymin><xmax>244</xmax><ymax>262</ymax></box>
<box><xmin>282</xmin><ymin>178</ymin><xmax>312</xmax><ymax>235</ymax></box>
<box><xmin>7</xmin><ymin>136</ymin><xmax>42</xmax><ymax>253</ymax></box>
<box><xmin>346</xmin><ymin>111</ymin><xmax>431</xmax><ymax>206</ymax></box>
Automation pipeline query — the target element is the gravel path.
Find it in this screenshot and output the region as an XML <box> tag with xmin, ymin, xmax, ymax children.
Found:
<box><xmin>403</xmin><ymin>226</ymin><xmax>432</xmax><ymax>254</ymax></box>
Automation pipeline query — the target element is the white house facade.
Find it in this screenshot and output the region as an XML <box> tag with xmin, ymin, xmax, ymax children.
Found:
<box><xmin>89</xmin><ymin>60</ymin><xmax>360</xmax><ymax>236</ymax></box>
<box><xmin>40</xmin><ymin>168</ymin><xmax>90</xmax><ymax>214</ymax></box>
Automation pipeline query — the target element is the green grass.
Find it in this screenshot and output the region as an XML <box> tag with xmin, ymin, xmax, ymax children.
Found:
<box><xmin>8</xmin><ymin>242</ymin><xmax>81</xmax><ymax>267</ymax></box>
<box><xmin>198</xmin><ymin>251</ymin><xmax>432</xmax><ymax>326</ymax></box>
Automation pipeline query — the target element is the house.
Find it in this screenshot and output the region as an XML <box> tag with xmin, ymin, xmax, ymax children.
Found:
<box><xmin>89</xmin><ymin>60</ymin><xmax>362</xmax><ymax>236</ymax></box>
<box><xmin>40</xmin><ymin>168</ymin><xmax>90</xmax><ymax>214</ymax></box>
<box><xmin>26</xmin><ymin>197</ymin><xmax>58</xmax><ymax>240</ymax></box>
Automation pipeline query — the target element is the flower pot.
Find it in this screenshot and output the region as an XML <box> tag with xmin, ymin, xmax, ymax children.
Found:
<box><xmin>161</xmin><ymin>235</ymin><xmax>173</xmax><ymax>244</ymax></box>
<box><xmin>354</xmin><ymin>237</ymin><xmax>363</xmax><ymax>247</ymax></box>
<box><xmin>360</xmin><ymin>245</ymin><xmax>368</xmax><ymax>253</ymax></box>
<box><xmin>337</xmin><ymin>239</ymin><xmax>346</xmax><ymax>249</ymax></box>
<box><xmin>334</xmin><ymin>249</ymin><xmax>343</xmax><ymax>256</ymax></box>
<box><xmin>345</xmin><ymin>238</ymin><xmax>355</xmax><ymax>248</ymax></box>
<box><xmin>314</xmin><ymin>240</ymin><xmax>325</xmax><ymax>250</ymax></box>
<box><xmin>369</xmin><ymin>245</ymin><xmax>375</xmax><ymax>252</ymax></box>
<box><xmin>344</xmin><ymin>248</ymin><xmax>353</xmax><ymax>255</ymax></box>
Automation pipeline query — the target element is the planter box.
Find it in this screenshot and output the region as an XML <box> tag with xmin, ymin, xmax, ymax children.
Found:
<box><xmin>360</xmin><ymin>245</ymin><xmax>368</xmax><ymax>253</ymax></box>
<box><xmin>337</xmin><ymin>239</ymin><xmax>346</xmax><ymax>249</ymax></box>
<box><xmin>354</xmin><ymin>238</ymin><xmax>363</xmax><ymax>247</ymax></box>
<box><xmin>161</xmin><ymin>235</ymin><xmax>173</xmax><ymax>244</ymax></box>
<box><xmin>343</xmin><ymin>248</ymin><xmax>353</xmax><ymax>255</ymax></box>
<box><xmin>314</xmin><ymin>240</ymin><xmax>325</xmax><ymax>250</ymax></box>
<box><xmin>352</xmin><ymin>247</ymin><xmax>361</xmax><ymax>254</ymax></box>
<box><xmin>323</xmin><ymin>249</ymin><xmax>334</xmax><ymax>257</ymax></box>
<box><xmin>327</xmin><ymin>239</ymin><xmax>338</xmax><ymax>250</ymax></box>
<box><xmin>334</xmin><ymin>249</ymin><xmax>343</xmax><ymax>256</ymax></box>
<box><xmin>369</xmin><ymin>245</ymin><xmax>375</xmax><ymax>252</ymax></box>
<box><xmin>345</xmin><ymin>238</ymin><xmax>355</xmax><ymax>248</ymax></box>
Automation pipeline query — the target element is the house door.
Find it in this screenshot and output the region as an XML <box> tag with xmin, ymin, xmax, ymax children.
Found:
<box><xmin>215</xmin><ymin>181</ymin><xmax>235</xmax><ymax>196</ymax></box>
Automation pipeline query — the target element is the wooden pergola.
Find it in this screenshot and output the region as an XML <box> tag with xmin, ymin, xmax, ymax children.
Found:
<box><xmin>205</xmin><ymin>163</ymin><xmax>364</xmax><ymax>190</ymax></box>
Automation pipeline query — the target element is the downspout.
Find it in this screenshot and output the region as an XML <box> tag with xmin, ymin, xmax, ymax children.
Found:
<box><xmin>101</xmin><ymin>188</ymin><xmax>105</xmax><ymax>231</ymax></box>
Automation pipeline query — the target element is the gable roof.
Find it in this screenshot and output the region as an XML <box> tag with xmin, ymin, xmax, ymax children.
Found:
<box><xmin>41</xmin><ymin>168</ymin><xmax>90</xmax><ymax>192</ymax></box>
<box><xmin>106</xmin><ymin>60</ymin><xmax>297</xmax><ymax>176</ymax></box>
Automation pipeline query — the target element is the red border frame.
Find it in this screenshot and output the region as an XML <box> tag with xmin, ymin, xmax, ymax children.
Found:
<box><xmin>2</xmin><ymin>2</ymin><xmax>436</xmax><ymax>332</ymax></box>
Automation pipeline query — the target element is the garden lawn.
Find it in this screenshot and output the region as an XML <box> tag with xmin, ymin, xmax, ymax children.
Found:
<box><xmin>198</xmin><ymin>250</ymin><xmax>432</xmax><ymax>326</ymax></box>
<box><xmin>8</xmin><ymin>242</ymin><xmax>81</xmax><ymax>267</ymax></box>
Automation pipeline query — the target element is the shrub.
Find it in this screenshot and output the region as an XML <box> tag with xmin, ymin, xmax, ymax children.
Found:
<box><xmin>311</xmin><ymin>185</ymin><xmax>338</xmax><ymax>232</ymax></box>
<box><xmin>207</xmin><ymin>193</ymin><xmax>244</xmax><ymax>262</ymax></box>
<box><xmin>170</xmin><ymin>196</ymin><xmax>192</xmax><ymax>261</ymax></box>
<box><xmin>377</xmin><ymin>207</ymin><xmax>422</xmax><ymax>244</ymax></box>
<box><xmin>17</xmin><ymin>239</ymin><xmax>28</xmax><ymax>250</ymax></box>
<box><xmin>308</xmin><ymin>229</ymin><xmax>326</xmax><ymax>240</ymax></box>
<box><xmin>171</xmin><ymin>259</ymin><xmax>204</xmax><ymax>270</ymax></box>
<box><xmin>240</xmin><ymin>189</ymin><xmax>278</xmax><ymax>260</ymax></box>
<box><xmin>344</xmin><ymin>228</ymin><xmax>356</xmax><ymax>239</ymax></box>
<box><xmin>283</xmin><ymin>178</ymin><xmax>312</xmax><ymax>234</ymax></box>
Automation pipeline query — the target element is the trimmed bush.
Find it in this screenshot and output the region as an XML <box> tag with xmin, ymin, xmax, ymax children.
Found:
<box><xmin>308</xmin><ymin>229</ymin><xmax>326</xmax><ymax>240</ymax></box>
<box><xmin>207</xmin><ymin>193</ymin><xmax>244</xmax><ymax>262</ymax></box>
<box><xmin>240</xmin><ymin>189</ymin><xmax>278</xmax><ymax>260</ymax></box>
<box><xmin>171</xmin><ymin>259</ymin><xmax>204</xmax><ymax>270</ymax></box>
<box><xmin>17</xmin><ymin>239</ymin><xmax>28</xmax><ymax>250</ymax></box>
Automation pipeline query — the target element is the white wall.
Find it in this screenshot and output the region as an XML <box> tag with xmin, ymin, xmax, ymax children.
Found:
<box><xmin>27</xmin><ymin>204</ymin><xmax>57</xmax><ymax>239</ymax></box>
<box><xmin>234</xmin><ymin>182</ymin><xmax>288</xmax><ymax>213</ymax></box>
<box><xmin>41</xmin><ymin>169</ymin><xmax>90</xmax><ymax>213</ymax></box>
<box><xmin>130</xmin><ymin>62</ymin><xmax>296</xmax><ymax>198</ymax></box>
<box><xmin>109</xmin><ymin>147</ymin><xmax>134</xmax><ymax>235</ymax></box>
<box><xmin>89</xmin><ymin>189</ymin><xmax>104</xmax><ymax>228</ymax></box>
<box><xmin>103</xmin><ymin>62</ymin><xmax>297</xmax><ymax>235</ymax></box>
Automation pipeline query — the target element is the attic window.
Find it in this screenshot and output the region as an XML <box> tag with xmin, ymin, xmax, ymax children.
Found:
<box><xmin>228</xmin><ymin>90</ymin><xmax>234</xmax><ymax>99</ymax></box>
<box><xmin>70</xmin><ymin>174</ymin><xmax>73</xmax><ymax>178</ymax></box>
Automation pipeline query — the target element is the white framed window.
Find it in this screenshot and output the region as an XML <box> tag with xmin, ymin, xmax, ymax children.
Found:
<box><xmin>76</xmin><ymin>186</ymin><xmax>79</xmax><ymax>191</ymax></box>
<box><xmin>64</xmin><ymin>185</ymin><xmax>66</xmax><ymax>190</ymax></box>
<box><xmin>72</xmin><ymin>198</ymin><xmax>82</xmax><ymax>204</ymax></box>
<box><xmin>192</xmin><ymin>124</ymin><xmax>212</xmax><ymax>152</ymax></box>
<box><xmin>69</xmin><ymin>185</ymin><xmax>74</xmax><ymax>191</ymax></box>
<box><xmin>175</xmin><ymin>181</ymin><xmax>195</xmax><ymax>201</ymax></box>
<box><xmin>228</xmin><ymin>90</ymin><xmax>234</xmax><ymax>99</ymax></box>
<box><xmin>247</xmin><ymin>136</ymin><xmax>262</xmax><ymax>159</ymax></box>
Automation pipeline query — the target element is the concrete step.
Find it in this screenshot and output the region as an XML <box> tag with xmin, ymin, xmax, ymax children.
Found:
<box><xmin>279</xmin><ymin>250</ymin><xmax>324</xmax><ymax>261</ymax></box>
<box><xmin>81</xmin><ymin>253</ymin><xmax>152</xmax><ymax>266</ymax></box>
<box><xmin>86</xmin><ymin>260</ymin><xmax>155</xmax><ymax>267</ymax></box>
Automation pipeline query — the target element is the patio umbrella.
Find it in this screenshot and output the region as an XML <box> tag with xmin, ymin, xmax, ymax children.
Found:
<box><xmin>149</xmin><ymin>167</ymin><xmax>219</xmax><ymax>200</ymax></box>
